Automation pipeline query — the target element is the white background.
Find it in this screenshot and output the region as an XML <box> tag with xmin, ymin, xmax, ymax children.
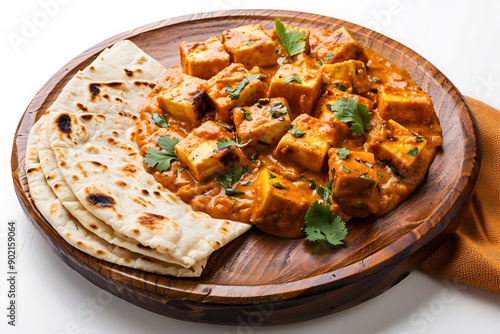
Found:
<box><xmin>2</xmin><ymin>0</ymin><xmax>500</xmax><ymax>333</ymax></box>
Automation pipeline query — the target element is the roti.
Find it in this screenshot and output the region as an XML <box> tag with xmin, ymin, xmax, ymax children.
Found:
<box><xmin>26</xmin><ymin>40</ymin><xmax>251</xmax><ymax>276</ymax></box>
<box><xmin>26</xmin><ymin>114</ymin><xmax>207</xmax><ymax>276</ymax></box>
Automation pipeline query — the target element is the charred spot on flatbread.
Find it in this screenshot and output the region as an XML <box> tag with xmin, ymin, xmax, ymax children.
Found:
<box><xmin>56</xmin><ymin>113</ymin><xmax>72</xmax><ymax>133</ymax></box>
<box><xmin>76</xmin><ymin>103</ymin><xmax>88</xmax><ymax>112</ymax></box>
<box><xmin>89</xmin><ymin>83</ymin><xmax>100</xmax><ymax>98</ymax></box>
<box><xmin>121</xmin><ymin>163</ymin><xmax>139</xmax><ymax>177</ymax></box>
<box><xmin>89</xmin><ymin>82</ymin><xmax>123</xmax><ymax>100</ymax></box>
<box><xmin>86</xmin><ymin>193</ymin><xmax>116</xmax><ymax>208</ymax></box>
<box><xmin>80</xmin><ymin>114</ymin><xmax>93</xmax><ymax>120</ymax></box>
<box><xmin>124</xmin><ymin>68</ymin><xmax>134</xmax><ymax>77</ymax></box>
<box><xmin>136</xmin><ymin>212</ymin><xmax>175</xmax><ymax>233</ymax></box>
<box><xmin>134</xmin><ymin>81</ymin><xmax>156</xmax><ymax>89</ymax></box>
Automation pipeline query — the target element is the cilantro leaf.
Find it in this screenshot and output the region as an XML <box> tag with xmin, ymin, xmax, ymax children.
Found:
<box><xmin>272</xmin><ymin>182</ymin><xmax>287</xmax><ymax>189</ymax></box>
<box><xmin>336</xmin><ymin>147</ymin><xmax>350</xmax><ymax>160</ymax></box>
<box><xmin>288</xmin><ymin>124</ymin><xmax>305</xmax><ymax>138</ymax></box>
<box><xmin>303</xmin><ymin>201</ymin><xmax>348</xmax><ymax>246</ymax></box>
<box><xmin>300</xmin><ymin>175</ymin><xmax>317</xmax><ymax>189</ymax></box>
<box><xmin>225</xmin><ymin>73</ymin><xmax>262</xmax><ymax>100</ymax></box>
<box><xmin>151</xmin><ymin>112</ymin><xmax>169</xmax><ymax>128</ymax></box>
<box><xmin>217</xmin><ymin>138</ymin><xmax>250</xmax><ymax>149</ymax></box>
<box><xmin>316</xmin><ymin>180</ymin><xmax>333</xmax><ymax>204</ymax></box>
<box><xmin>283</xmin><ymin>76</ymin><xmax>302</xmax><ymax>84</ymax></box>
<box><xmin>358</xmin><ymin>173</ymin><xmax>377</xmax><ymax>183</ymax></box>
<box><xmin>270</xmin><ymin>105</ymin><xmax>288</xmax><ymax>119</ymax></box>
<box><xmin>216</xmin><ymin>162</ymin><xmax>248</xmax><ymax>196</ymax></box>
<box><xmin>330</xmin><ymin>97</ymin><xmax>372</xmax><ymax>136</ymax></box>
<box><xmin>334</xmin><ymin>82</ymin><xmax>346</xmax><ymax>91</ymax></box>
<box><xmin>144</xmin><ymin>136</ymin><xmax>179</xmax><ymax>172</ymax></box>
<box><xmin>244</xmin><ymin>110</ymin><xmax>253</xmax><ymax>121</ymax></box>
<box><xmin>407</xmin><ymin>147</ymin><xmax>419</xmax><ymax>156</ymax></box>
<box><xmin>274</xmin><ymin>18</ymin><xmax>306</xmax><ymax>58</ymax></box>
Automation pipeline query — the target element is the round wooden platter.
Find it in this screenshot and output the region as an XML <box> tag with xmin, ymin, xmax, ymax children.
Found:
<box><xmin>12</xmin><ymin>10</ymin><xmax>481</xmax><ymax>325</ymax></box>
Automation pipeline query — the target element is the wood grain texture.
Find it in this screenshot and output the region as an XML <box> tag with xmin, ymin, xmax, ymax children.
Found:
<box><xmin>11</xmin><ymin>10</ymin><xmax>481</xmax><ymax>325</ymax></box>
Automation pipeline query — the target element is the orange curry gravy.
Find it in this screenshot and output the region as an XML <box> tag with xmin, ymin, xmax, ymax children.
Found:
<box><xmin>134</xmin><ymin>24</ymin><xmax>442</xmax><ymax>239</ymax></box>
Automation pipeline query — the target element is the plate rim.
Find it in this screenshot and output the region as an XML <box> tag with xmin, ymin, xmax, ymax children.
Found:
<box><xmin>11</xmin><ymin>8</ymin><xmax>481</xmax><ymax>315</ymax></box>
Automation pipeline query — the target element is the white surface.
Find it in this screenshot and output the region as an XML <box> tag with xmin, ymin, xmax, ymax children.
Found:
<box><xmin>2</xmin><ymin>1</ymin><xmax>500</xmax><ymax>333</ymax></box>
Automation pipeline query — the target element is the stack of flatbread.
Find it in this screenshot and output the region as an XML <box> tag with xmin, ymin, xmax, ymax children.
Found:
<box><xmin>25</xmin><ymin>40</ymin><xmax>251</xmax><ymax>277</ymax></box>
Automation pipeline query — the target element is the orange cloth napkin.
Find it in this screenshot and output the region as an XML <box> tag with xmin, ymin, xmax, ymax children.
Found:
<box><xmin>420</xmin><ymin>97</ymin><xmax>500</xmax><ymax>293</ymax></box>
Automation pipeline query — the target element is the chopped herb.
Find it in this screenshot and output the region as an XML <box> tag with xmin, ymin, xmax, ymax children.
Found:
<box><xmin>270</xmin><ymin>105</ymin><xmax>288</xmax><ymax>119</ymax></box>
<box><xmin>381</xmin><ymin>161</ymin><xmax>400</xmax><ymax>176</ymax></box>
<box><xmin>377</xmin><ymin>171</ymin><xmax>383</xmax><ymax>178</ymax></box>
<box><xmin>353</xmin><ymin>202</ymin><xmax>367</xmax><ymax>209</ymax></box>
<box><xmin>217</xmin><ymin>138</ymin><xmax>250</xmax><ymax>149</ymax></box>
<box><xmin>144</xmin><ymin>136</ymin><xmax>179</xmax><ymax>172</ymax></box>
<box><xmin>316</xmin><ymin>180</ymin><xmax>333</xmax><ymax>204</ymax></box>
<box><xmin>225</xmin><ymin>73</ymin><xmax>262</xmax><ymax>100</ymax></box>
<box><xmin>407</xmin><ymin>147</ymin><xmax>419</xmax><ymax>156</ymax></box>
<box><xmin>334</xmin><ymin>83</ymin><xmax>346</xmax><ymax>91</ymax></box>
<box><xmin>269</xmin><ymin>172</ymin><xmax>277</xmax><ymax>179</ymax></box>
<box><xmin>225</xmin><ymin>188</ymin><xmax>245</xmax><ymax>195</ymax></box>
<box><xmin>288</xmin><ymin>124</ymin><xmax>306</xmax><ymax>138</ymax></box>
<box><xmin>300</xmin><ymin>175</ymin><xmax>317</xmax><ymax>189</ymax></box>
<box><xmin>284</xmin><ymin>76</ymin><xmax>302</xmax><ymax>84</ymax></box>
<box><xmin>317</xmin><ymin>60</ymin><xmax>324</xmax><ymax>67</ymax></box>
<box><xmin>330</xmin><ymin>97</ymin><xmax>372</xmax><ymax>136</ymax></box>
<box><xmin>324</xmin><ymin>54</ymin><xmax>335</xmax><ymax>61</ymax></box>
<box><xmin>176</xmin><ymin>167</ymin><xmax>185</xmax><ymax>177</ymax></box>
<box><xmin>359</xmin><ymin>174</ymin><xmax>377</xmax><ymax>183</ymax></box>
<box><xmin>336</xmin><ymin>147</ymin><xmax>350</xmax><ymax>160</ymax></box>
<box><xmin>342</xmin><ymin>165</ymin><xmax>351</xmax><ymax>173</ymax></box>
<box><xmin>232</xmin><ymin>106</ymin><xmax>252</xmax><ymax>121</ymax></box>
<box><xmin>244</xmin><ymin>110</ymin><xmax>253</xmax><ymax>121</ymax></box>
<box><xmin>216</xmin><ymin>162</ymin><xmax>248</xmax><ymax>196</ymax></box>
<box><xmin>272</xmin><ymin>182</ymin><xmax>287</xmax><ymax>189</ymax></box>
<box><xmin>274</xmin><ymin>18</ymin><xmax>306</xmax><ymax>58</ymax></box>
<box><xmin>409</xmin><ymin>130</ymin><xmax>424</xmax><ymax>143</ymax></box>
<box><xmin>151</xmin><ymin>112</ymin><xmax>169</xmax><ymax>128</ymax></box>
<box><xmin>303</xmin><ymin>201</ymin><xmax>348</xmax><ymax>246</ymax></box>
<box><xmin>246</xmin><ymin>41</ymin><xmax>256</xmax><ymax>46</ymax></box>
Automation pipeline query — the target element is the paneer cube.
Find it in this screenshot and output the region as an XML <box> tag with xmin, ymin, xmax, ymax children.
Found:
<box><xmin>328</xmin><ymin>150</ymin><xmax>379</xmax><ymax>217</ymax></box>
<box><xmin>179</xmin><ymin>36</ymin><xmax>231</xmax><ymax>80</ymax></box>
<box><xmin>316</xmin><ymin>88</ymin><xmax>374</xmax><ymax>137</ymax></box>
<box><xmin>271</xmin><ymin>23</ymin><xmax>311</xmax><ymax>54</ymax></box>
<box><xmin>233</xmin><ymin>98</ymin><xmax>292</xmax><ymax>145</ymax></box>
<box><xmin>174</xmin><ymin>121</ymin><xmax>236</xmax><ymax>181</ymax></box>
<box><xmin>367</xmin><ymin>119</ymin><xmax>428</xmax><ymax>176</ymax></box>
<box><xmin>320</xmin><ymin>60</ymin><xmax>372</xmax><ymax>95</ymax></box>
<box><xmin>312</xmin><ymin>27</ymin><xmax>365</xmax><ymax>64</ymax></box>
<box><xmin>222</xmin><ymin>24</ymin><xmax>278</xmax><ymax>69</ymax></box>
<box><xmin>250</xmin><ymin>167</ymin><xmax>313</xmax><ymax>238</ymax></box>
<box><xmin>204</xmin><ymin>63</ymin><xmax>265</xmax><ymax>123</ymax></box>
<box><xmin>268</xmin><ymin>64</ymin><xmax>323</xmax><ymax>118</ymax></box>
<box><xmin>274</xmin><ymin>114</ymin><xmax>338</xmax><ymax>172</ymax></box>
<box><xmin>377</xmin><ymin>86</ymin><xmax>435</xmax><ymax>123</ymax></box>
<box><xmin>156</xmin><ymin>71</ymin><xmax>206</xmax><ymax>124</ymax></box>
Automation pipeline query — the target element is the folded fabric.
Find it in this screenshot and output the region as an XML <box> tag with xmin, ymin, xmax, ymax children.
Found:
<box><xmin>420</xmin><ymin>97</ymin><xmax>500</xmax><ymax>293</ymax></box>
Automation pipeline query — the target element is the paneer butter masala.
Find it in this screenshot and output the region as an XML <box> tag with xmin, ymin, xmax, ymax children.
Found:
<box><xmin>134</xmin><ymin>19</ymin><xmax>443</xmax><ymax>240</ymax></box>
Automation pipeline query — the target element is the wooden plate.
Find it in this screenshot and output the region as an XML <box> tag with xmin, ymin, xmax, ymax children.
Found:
<box><xmin>11</xmin><ymin>10</ymin><xmax>481</xmax><ymax>325</ymax></box>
